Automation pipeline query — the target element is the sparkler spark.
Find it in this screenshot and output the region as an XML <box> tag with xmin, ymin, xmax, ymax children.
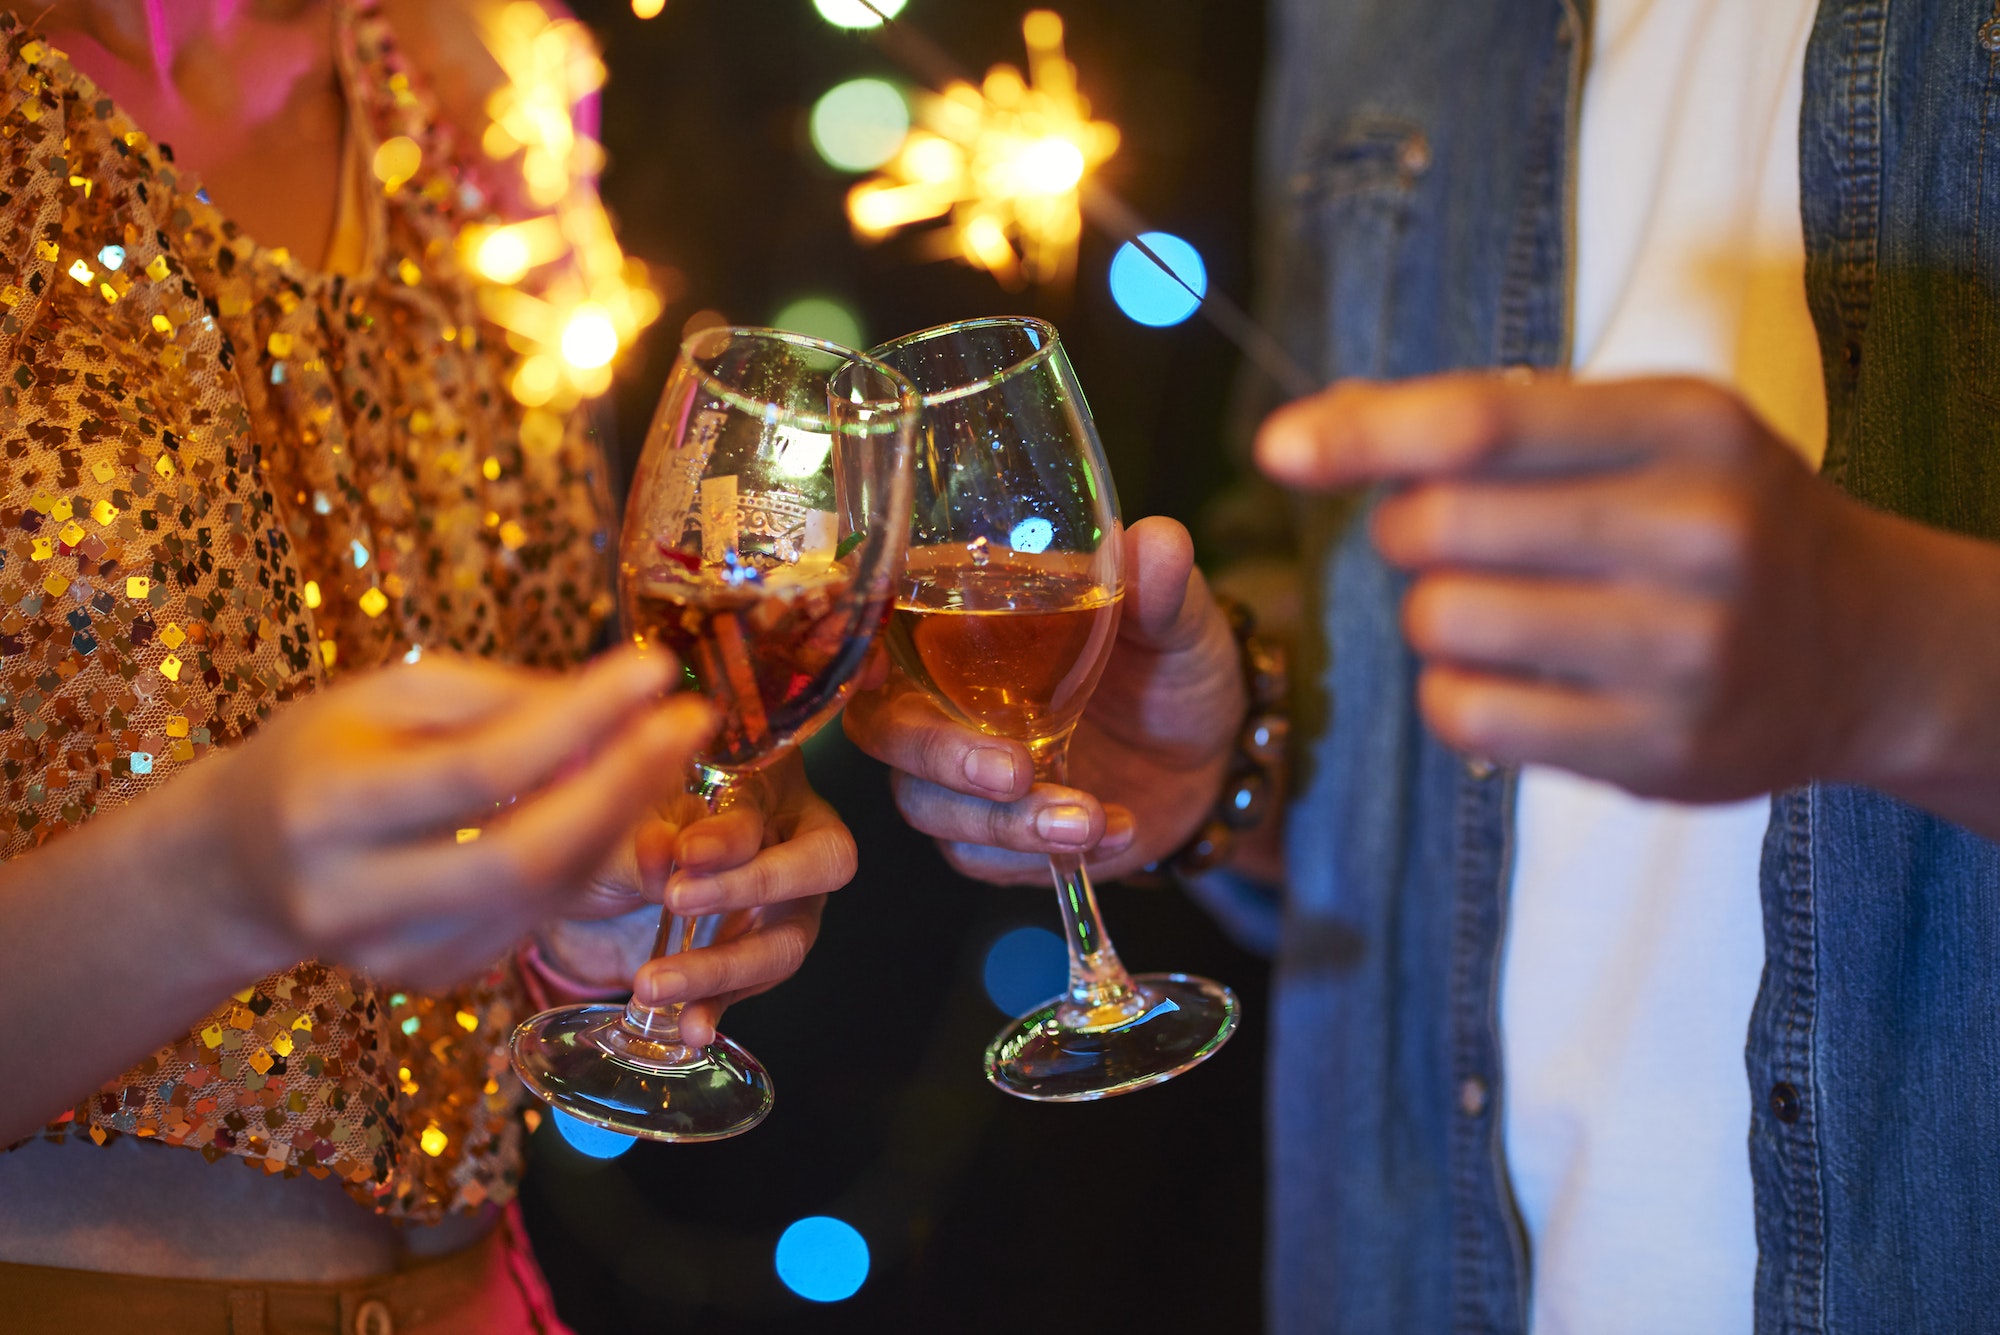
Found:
<box><xmin>844</xmin><ymin>11</ymin><xmax>1117</xmax><ymax>288</ymax></box>
<box><xmin>472</xmin><ymin>2</ymin><xmax>664</xmax><ymax>410</ymax></box>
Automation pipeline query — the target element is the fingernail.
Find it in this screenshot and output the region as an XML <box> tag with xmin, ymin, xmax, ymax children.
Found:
<box><xmin>1100</xmin><ymin>818</ymin><xmax>1136</xmax><ymax>852</ymax></box>
<box><xmin>667</xmin><ymin>875</ymin><xmax>723</xmax><ymax>915</ymax></box>
<box><xmin>637</xmin><ymin>969</ymin><xmax>687</xmax><ymax>1006</ymax></box>
<box><xmin>964</xmin><ymin>746</ymin><xmax>1018</xmax><ymax>795</ymax></box>
<box><xmin>680</xmin><ymin>832</ymin><xmax>726</xmax><ymax>869</ymax></box>
<box><xmin>1035</xmin><ymin>804</ymin><xmax>1092</xmax><ymax>846</ymax></box>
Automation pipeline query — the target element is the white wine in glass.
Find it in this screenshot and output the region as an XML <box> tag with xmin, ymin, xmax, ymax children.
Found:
<box><xmin>873</xmin><ymin>316</ymin><xmax>1239</xmax><ymax>1102</ymax></box>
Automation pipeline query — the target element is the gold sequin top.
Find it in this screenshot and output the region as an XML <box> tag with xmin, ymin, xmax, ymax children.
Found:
<box><xmin>0</xmin><ymin>3</ymin><xmax>614</xmax><ymax>1221</ymax></box>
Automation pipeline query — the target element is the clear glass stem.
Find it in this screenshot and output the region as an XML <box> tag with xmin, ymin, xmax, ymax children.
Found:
<box><xmin>615</xmin><ymin>764</ymin><xmax>732</xmax><ymax>1066</ymax></box>
<box><xmin>1036</xmin><ymin>742</ymin><xmax>1148</xmax><ymax>1030</ymax></box>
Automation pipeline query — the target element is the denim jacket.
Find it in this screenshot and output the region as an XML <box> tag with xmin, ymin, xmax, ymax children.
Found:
<box><xmin>1262</xmin><ymin>2</ymin><xmax>2000</xmax><ymax>1331</ymax></box>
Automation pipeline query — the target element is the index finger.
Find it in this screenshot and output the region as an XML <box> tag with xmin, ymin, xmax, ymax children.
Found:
<box><xmin>1254</xmin><ymin>374</ymin><xmax>1743</xmax><ymax>490</ymax></box>
<box><xmin>842</xmin><ymin>683</ymin><xmax>1032</xmax><ymax>802</ymax></box>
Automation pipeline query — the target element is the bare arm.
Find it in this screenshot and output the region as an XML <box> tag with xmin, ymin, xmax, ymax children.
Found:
<box><xmin>0</xmin><ymin>650</ymin><xmax>709</xmax><ymax>1146</ymax></box>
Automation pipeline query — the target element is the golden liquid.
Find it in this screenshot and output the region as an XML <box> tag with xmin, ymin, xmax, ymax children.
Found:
<box><xmin>628</xmin><ymin>563</ymin><xmax>865</xmax><ymax>769</ymax></box>
<box><xmin>888</xmin><ymin>559</ymin><xmax>1123</xmax><ymax>750</ymax></box>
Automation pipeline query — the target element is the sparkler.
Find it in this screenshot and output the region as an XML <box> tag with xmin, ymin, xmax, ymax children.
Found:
<box><xmin>469</xmin><ymin>2</ymin><xmax>665</xmax><ymax>412</ymax></box>
<box><xmin>845</xmin><ymin>2</ymin><xmax>1315</xmax><ymax>397</ymax></box>
<box><xmin>627</xmin><ymin>0</ymin><xmax>1315</xmax><ymax>398</ymax></box>
<box><xmin>845</xmin><ymin>11</ymin><xmax>1116</xmax><ymax>289</ymax></box>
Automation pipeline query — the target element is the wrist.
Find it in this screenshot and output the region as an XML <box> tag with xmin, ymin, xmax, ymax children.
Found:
<box><xmin>173</xmin><ymin>749</ymin><xmax>304</xmax><ymax>982</ymax></box>
<box><xmin>1838</xmin><ymin>507</ymin><xmax>2000</xmax><ymax>798</ymax></box>
<box><xmin>1144</xmin><ymin>595</ymin><xmax>1288</xmax><ymax>878</ymax></box>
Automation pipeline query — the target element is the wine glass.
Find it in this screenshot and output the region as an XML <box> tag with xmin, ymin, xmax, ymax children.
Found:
<box><xmin>871</xmin><ymin>316</ymin><xmax>1239</xmax><ymax>1101</ymax></box>
<box><xmin>510</xmin><ymin>327</ymin><xmax>917</xmax><ymax>1140</ymax></box>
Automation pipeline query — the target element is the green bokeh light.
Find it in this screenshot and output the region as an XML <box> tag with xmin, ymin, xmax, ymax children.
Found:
<box><xmin>810</xmin><ymin>79</ymin><xmax>910</xmax><ymax>173</ymax></box>
<box><xmin>771</xmin><ymin>296</ymin><xmax>865</xmax><ymax>351</ymax></box>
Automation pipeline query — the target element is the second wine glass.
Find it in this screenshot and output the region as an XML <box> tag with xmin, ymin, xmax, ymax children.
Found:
<box><xmin>872</xmin><ymin>316</ymin><xmax>1239</xmax><ymax>1102</ymax></box>
<box><xmin>510</xmin><ymin>327</ymin><xmax>917</xmax><ymax>1140</ymax></box>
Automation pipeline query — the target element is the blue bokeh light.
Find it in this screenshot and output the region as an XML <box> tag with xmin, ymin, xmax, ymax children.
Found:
<box><xmin>775</xmin><ymin>1216</ymin><xmax>871</xmax><ymax>1302</ymax></box>
<box><xmin>1109</xmin><ymin>231</ymin><xmax>1207</xmax><ymax>327</ymax></box>
<box><xmin>552</xmin><ymin>1109</ymin><xmax>637</xmax><ymax>1159</ymax></box>
<box><xmin>982</xmin><ymin>926</ymin><xmax>1069</xmax><ymax>1016</ymax></box>
<box><xmin>1008</xmin><ymin>516</ymin><xmax>1054</xmax><ymax>554</ymax></box>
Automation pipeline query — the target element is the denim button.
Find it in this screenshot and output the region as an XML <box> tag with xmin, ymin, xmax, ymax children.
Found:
<box><xmin>1458</xmin><ymin>1076</ymin><xmax>1489</xmax><ymax>1117</ymax></box>
<box><xmin>1770</xmin><ymin>1081</ymin><xmax>1802</xmax><ymax>1124</ymax></box>
<box><xmin>1981</xmin><ymin>17</ymin><xmax>2000</xmax><ymax>52</ymax></box>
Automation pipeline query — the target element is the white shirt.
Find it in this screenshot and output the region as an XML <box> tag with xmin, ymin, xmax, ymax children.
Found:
<box><xmin>1500</xmin><ymin>2</ymin><xmax>1825</xmax><ymax>1332</ymax></box>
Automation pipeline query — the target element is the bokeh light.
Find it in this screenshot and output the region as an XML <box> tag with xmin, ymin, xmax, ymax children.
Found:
<box><xmin>1008</xmin><ymin>516</ymin><xmax>1054</xmax><ymax>554</ymax></box>
<box><xmin>811</xmin><ymin>79</ymin><xmax>911</xmax><ymax>173</ymax></box>
<box><xmin>775</xmin><ymin>1216</ymin><xmax>871</xmax><ymax>1302</ymax></box>
<box><xmin>1109</xmin><ymin>231</ymin><xmax>1207</xmax><ymax>327</ymax></box>
<box><xmin>982</xmin><ymin>925</ymin><xmax>1068</xmax><ymax>1015</ymax></box>
<box><xmin>559</xmin><ymin>304</ymin><xmax>620</xmax><ymax>369</ymax></box>
<box><xmin>812</xmin><ymin>0</ymin><xmax>907</xmax><ymax>29</ymax></box>
<box><xmin>631</xmin><ymin>0</ymin><xmax>665</xmax><ymax>15</ymax></box>
<box><xmin>771</xmin><ymin>296</ymin><xmax>865</xmax><ymax>350</ymax></box>
<box><xmin>552</xmin><ymin>1109</ymin><xmax>637</xmax><ymax>1159</ymax></box>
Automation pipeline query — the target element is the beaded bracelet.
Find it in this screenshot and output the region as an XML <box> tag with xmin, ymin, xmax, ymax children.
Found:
<box><xmin>1147</xmin><ymin>593</ymin><xmax>1290</xmax><ymax>877</ymax></box>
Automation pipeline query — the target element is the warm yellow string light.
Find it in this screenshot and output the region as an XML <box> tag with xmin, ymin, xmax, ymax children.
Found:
<box><xmin>844</xmin><ymin>10</ymin><xmax>1117</xmax><ymax>288</ymax></box>
<box><xmin>469</xmin><ymin>2</ymin><xmax>662</xmax><ymax>411</ymax></box>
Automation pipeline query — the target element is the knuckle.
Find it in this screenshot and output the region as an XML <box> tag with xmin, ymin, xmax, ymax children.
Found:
<box><xmin>1377</xmin><ymin>488</ymin><xmax>1456</xmax><ymax>564</ymax></box>
<box><xmin>1660</xmin><ymin>601</ymin><xmax>1731</xmax><ymax>684</ymax></box>
<box><xmin>759</xmin><ymin>922</ymin><xmax>811</xmax><ymax>982</ymax></box>
<box><xmin>941</xmin><ymin>839</ymin><xmax>995</xmax><ymax>879</ymax></box>
<box><xmin>485</xmin><ymin>837</ymin><xmax>561</xmax><ymax>899</ymax></box>
<box><xmin>890</xmin><ymin>771</ymin><xmax>942</xmax><ymax>830</ymax></box>
<box><xmin>1418</xmin><ymin>668</ymin><xmax>1488</xmax><ymax>754</ymax></box>
<box><xmin>271</xmin><ymin>775</ymin><xmax>329</xmax><ymax>845</ymax></box>
<box><xmin>1401</xmin><ymin>577</ymin><xmax>1459</xmax><ymax>656</ymax></box>
<box><xmin>1671</xmin><ymin>494</ymin><xmax>1757</xmax><ymax>585</ymax></box>
<box><xmin>916</xmin><ymin>726</ymin><xmax>971</xmax><ymax>788</ymax></box>
<box><xmin>819</xmin><ymin>828</ymin><xmax>859</xmax><ymax>890</ymax></box>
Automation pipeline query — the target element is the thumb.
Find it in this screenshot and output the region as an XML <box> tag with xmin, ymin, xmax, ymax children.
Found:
<box><xmin>1121</xmin><ymin>516</ymin><xmax>1207</xmax><ymax>653</ymax></box>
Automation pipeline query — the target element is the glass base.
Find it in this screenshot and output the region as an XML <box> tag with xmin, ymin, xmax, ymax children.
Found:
<box><xmin>983</xmin><ymin>972</ymin><xmax>1240</xmax><ymax>1102</ymax></box>
<box><xmin>510</xmin><ymin>1003</ymin><xmax>773</xmax><ymax>1142</ymax></box>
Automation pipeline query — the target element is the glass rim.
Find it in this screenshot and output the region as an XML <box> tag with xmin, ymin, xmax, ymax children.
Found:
<box><xmin>678</xmin><ymin>325</ymin><xmax>918</xmax><ymax>434</ymax></box>
<box><xmin>866</xmin><ymin>315</ymin><xmax>1063</xmax><ymax>407</ymax></box>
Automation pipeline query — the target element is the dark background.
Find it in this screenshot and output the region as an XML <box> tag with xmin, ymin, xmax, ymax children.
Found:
<box><xmin>522</xmin><ymin>2</ymin><xmax>1272</xmax><ymax>1328</ymax></box>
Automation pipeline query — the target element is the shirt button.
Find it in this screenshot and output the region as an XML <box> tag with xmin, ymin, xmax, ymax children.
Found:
<box><xmin>1770</xmin><ymin>1081</ymin><xmax>1802</xmax><ymax>1125</ymax></box>
<box><xmin>1841</xmin><ymin>339</ymin><xmax>1863</xmax><ymax>371</ymax></box>
<box><xmin>1458</xmin><ymin>1076</ymin><xmax>1489</xmax><ymax>1118</ymax></box>
<box><xmin>354</xmin><ymin>1299</ymin><xmax>394</xmax><ymax>1335</ymax></box>
<box><xmin>1464</xmin><ymin>756</ymin><xmax>1496</xmax><ymax>780</ymax></box>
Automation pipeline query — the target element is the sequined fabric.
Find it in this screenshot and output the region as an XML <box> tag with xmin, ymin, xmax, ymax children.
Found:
<box><xmin>0</xmin><ymin>3</ymin><xmax>613</xmax><ymax>1220</ymax></box>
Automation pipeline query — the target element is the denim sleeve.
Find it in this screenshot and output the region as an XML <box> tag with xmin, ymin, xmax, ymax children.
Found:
<box><xmin>1180</xmin><ymin>866</ymin><xmax>1285</xmax><ymax>959</ymax></box>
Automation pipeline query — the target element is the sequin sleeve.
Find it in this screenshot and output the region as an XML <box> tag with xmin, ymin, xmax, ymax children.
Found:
<box><xmin>0</xmin><ymin>0</ymin><xmax>617</xmax><ymax>1222</ymax></box>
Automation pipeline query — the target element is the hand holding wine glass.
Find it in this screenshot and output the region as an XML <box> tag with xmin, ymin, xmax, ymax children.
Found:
<box><xmin>860</xmin><ymin>316</ymin><xmax>1239</xmax><ymax>1102</ymax></box>
<box><xmin>532</xmin><ymin>749</ymin><xmax>855</xmax><ymax>1049</ymax></box>
<box><xmin>845</xmin><ymin>514</ymin><xmax>1246</xmax><ymax>884</ymax></box>
<box><xmin>510</xmin><ymin>327</ymin><xmax>916</xmax><ymax>1141</ymax></box>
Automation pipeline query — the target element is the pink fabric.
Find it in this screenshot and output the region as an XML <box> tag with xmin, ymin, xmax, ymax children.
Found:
<box><xmin>516</xmin><ymin>939</ymin><xmax>630</xmax><ymax>1014</ymax></box>
<box><xmin>498</xmin><ymin>1202</ymin><xmax>579</xmax><ymax>1335</ymax></box>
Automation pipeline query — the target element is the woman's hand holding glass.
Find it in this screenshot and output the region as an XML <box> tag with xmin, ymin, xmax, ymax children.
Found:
<box><xmin>535</xmin><ymin>750</ymin><xmax>856</xmax><ymax>1048</ymax></box>
<box><xmin>0</xmin><ymin>646</ymin><xmax>735</xmax><ymax>1145</ymax></box>
<box><xmin>210</xmin><ymin>649</ymin><xmax>717</xmax><ymax>991</ymax></box>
